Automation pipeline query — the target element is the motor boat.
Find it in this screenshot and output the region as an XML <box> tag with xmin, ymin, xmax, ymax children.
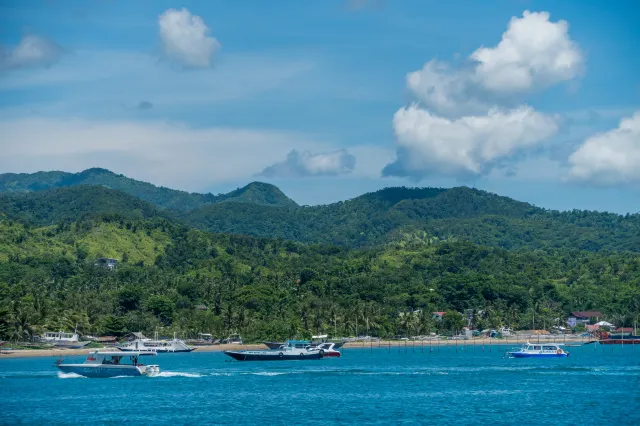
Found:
<box><xmin>56</xmin><ymin>351</ymin><xmax>160</xmax><ymax>378</ymax></box>
<box><xmin>506</xmin><ymin>342</ymin><xmax>569</xmax><ymax>358</ymax></box>
<box><xmin>224</xmin><ymin>340</ymin><xmax>324</xmax><ymax>361</ymax></box>
<box><xmin>309</xmin><ymin>342</ymin><xmax>341</xmax><ymax>358</ymax></box>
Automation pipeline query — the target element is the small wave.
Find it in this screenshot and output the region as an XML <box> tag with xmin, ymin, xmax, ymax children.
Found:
<box><xmin>248</xmin><ymin>372</ymin><xmax>290</xmax><ymax>376</ymax></box>
<box><xmin>57</xmin><ymin>372</ymin><xmax>85</xmax><ymax>379</ymax></box>
<box><xmin>154</xmin><ymin>371</ymin><xmax>201</xmax><ymax>378</ymax></box>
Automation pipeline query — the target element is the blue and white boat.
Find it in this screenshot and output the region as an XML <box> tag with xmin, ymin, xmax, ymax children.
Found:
<box><xmin>56</xmin><ymin>351</ymin><xmax>160</xmax><ymax>378</ymax></box>
<box><xmin>506</xmin><ymin>342</ymin><xmax>569</xmax><ymax>358</ymax></box>
<box><xmin>224</xmin><ymin>340</ymin><xmax>324</xmax><ymax>361</ymax></box>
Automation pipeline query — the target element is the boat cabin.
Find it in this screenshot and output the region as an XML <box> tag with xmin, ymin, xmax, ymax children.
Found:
<box><xmin>43</xmin><ymin>331</ymin><xmax>80</xmax><ymax>342</ymax></box>
<box><xmin>523</xmin><ymin>343</ymin><xmax>563</xmax><ymax>353</ymax></box>
<box><xmin>285</xmin><ymin>340</ymin><xmax>311</xmax><ymax>349</ymax></box>
<box><xmin>84</xmin><ymin>351</ymin><xmax>156</xmax><ymax>366</ymax></box>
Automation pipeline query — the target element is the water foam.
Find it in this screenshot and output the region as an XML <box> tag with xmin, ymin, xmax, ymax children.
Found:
<box><xmin>57</xmin><ymin>372</ymin><xmax>86</xmax><ymax>379</ymax></box>
<box><xmin>154</xmin><ymin>371</ymin><xmax>201</xmax><ymax>378</ymax></box>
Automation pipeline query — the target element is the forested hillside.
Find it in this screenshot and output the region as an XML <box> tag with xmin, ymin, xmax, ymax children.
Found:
<box><xmin>0</xmin><ymin>168</ymin><xmax>297</xmax><ymax>210</ymax></box>
<box><xmin>183</xmin><ymin>187</ymin><xmax>640</xmax><ymax>252</ymax></box>
<box><xmin>1</xmin><ymin>213</ymin><xmax>639</xmax><ymax>341</ymax></box>
<box><xmin>1</xmin><ymin>170</ymin><xmax>639</xmax><ymax>342</ymax></box>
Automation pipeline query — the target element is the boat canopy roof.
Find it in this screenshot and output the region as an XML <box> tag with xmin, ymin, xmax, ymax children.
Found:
<box><xmin>525</xmin><ymin>342</ymin><xmax>564</xmax><ymax>346</ymax></box>
<box><xmin>92</xmin><ymin>351</ymin><xmax>156</xmax><ymax>356</ymax></box>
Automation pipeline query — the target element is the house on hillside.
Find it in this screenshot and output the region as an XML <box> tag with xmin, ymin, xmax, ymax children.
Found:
<box><xmin>95</xmin><ymin>257</ymin><xmax>118</xmax><ymax>270</ymax></box>
<box><xmin>567</xmin><ymin>311</ymin><xmax>604</xmax><ymax>328</ymax></box>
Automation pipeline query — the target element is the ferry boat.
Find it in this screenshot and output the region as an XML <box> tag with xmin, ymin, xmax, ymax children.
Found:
<box><xmin>506</xmin><ymin>342</ymin><xmax>569</xmax><ymax>358</ymax></box>
<box><xmin>41</xmin><ymin>331</ymin><xmax>90</xmax><ymax>349</ymax></box>
<box><xmin>56</xmin><ymin>351</ymin><xmax>160</xmax><ymax>378</ymax></box>
<box><xmin>117</xmin><ymin>332</ymin><xmax>194</xmax><ymax>353</ymax></box>
<box><xmin>224</xmin><ymin>340</ymin><xmax>325</xmax><ymax>361</ymax></box>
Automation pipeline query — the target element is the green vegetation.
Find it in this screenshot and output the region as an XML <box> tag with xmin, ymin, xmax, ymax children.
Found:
<box><xmin>182</xmin><ymin>186</ymin><xmax>640</xmax><ymax>252</ymax></box>
<box><xmin>0</xmin><ymin>170</ymin><xmax>639</xmax><ymax>343</ymax></box>
<box><xmin>1</xmin><ymin>215</ymin><xmax>639</xmax><ymax>342</ymax></box>
<box><xmin>0</xmin><ymin>168</ymin><xmax>298</xmax><ymax>211</ymax></box>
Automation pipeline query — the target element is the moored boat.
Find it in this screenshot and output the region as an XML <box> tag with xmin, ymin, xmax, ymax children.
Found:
<box><xmin>224</xmin><ymin>340</ymin><xmax>324</xmax><ymax>361</ymax></box>
<box><xmin>56</xmin><ymin>351</ymin><xmax>160</xmax><ymax>378</ymax></box>
<box><xmin>309</xmin><ymin>342</ymin><xmax>341</xmax><ymax>358</ymax></box>
<box><xmin>506</xmin><ymin>342</ymin><xmax>569</xmax><ymax>358</ymax></box>
<box><xmin>117</xmin><ymin>332</ymin><xmax>194</xmax><ymax>353</ymax></box>
<box><xmin>41</xmin><ymin>331</ymin><xmax>90</xmax><ymax>349</ymax></box>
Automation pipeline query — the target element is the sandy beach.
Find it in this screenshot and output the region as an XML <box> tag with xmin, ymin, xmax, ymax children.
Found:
<box><xmin>0</xmin><ymin>336</ymin><xmax>591</xmax><ymax>359</ymax></box>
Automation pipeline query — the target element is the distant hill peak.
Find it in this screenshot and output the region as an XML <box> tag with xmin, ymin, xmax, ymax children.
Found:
<box><xmin>0</xmin><ymin>169</ymin><xmax>297</xmax><ymax>211</ymax></box>
<box><xmin>219</xmin><ymin>182</ymin><xmax>298</xmax><ymax>208</ymax></box>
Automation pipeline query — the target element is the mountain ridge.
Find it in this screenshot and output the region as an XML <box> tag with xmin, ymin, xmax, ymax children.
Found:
<box><xmin>0</xmin><ymin>168</ymin><xmax>298</xmax><ymax>210</ymax></box>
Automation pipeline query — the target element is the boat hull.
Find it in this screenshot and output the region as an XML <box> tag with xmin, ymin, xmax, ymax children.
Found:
<box><xmin>224</xmin><ymin>350</ymin><xmax>324</xmax><ymax>361</ymax></box>
<box><xmin>509</xmin><ymin>353</ymin><xmax>568</xmax><ymax>358</ymax></box>
<box><xmin>52</xmin><ymin>341</ymin><xmax>90</xmax><ymax>349</ymax></box>
<box><xmin>57</xmin><ymin>364</ymin><xmax>146</xmax><ymax>378</ymax></box>
<box><xmin>599</xmin><ymin>339</ymin><xmax>640</xmax><ymax>345</ymax></box>
<box><xmin>118</xmin><ymin>347</ymin><xmax>194</xmax><ymax>353</ymax></box>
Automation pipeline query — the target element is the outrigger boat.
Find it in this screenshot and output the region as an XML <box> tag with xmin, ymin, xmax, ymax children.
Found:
<box><xmin>224</xmin><ymin>340</ymin><xmax>325</xmax><ymax>361</ymax></box>
<box><xmin>56</xmin><ymin>351</ymin><xmax>160</xmax><ymax>378</ymax></box>
<box><xmin>506</xmin><ymin>342</ymin><xmax>569</xmax><ymax>358</ymax></box>
<box><xmin>117</xmin><ymin>332</ymin><xmax>194</xmax><ymax>353</ymax></box>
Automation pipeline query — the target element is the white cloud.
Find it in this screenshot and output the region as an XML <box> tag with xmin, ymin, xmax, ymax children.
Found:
<box><xmin>158</xmin><ymin>8</ymin><xmax>220</xmax><ymax>68</ymax></box>
<box><xmin>0</xmin><ymin>118</ymin><xmax>332</xmax><ymax>191</ymax></box>
<box><xmin>387</xmin><ymin>10</ymin><xmax>578</xmax><ymax>180</ymax></box>
<box><xmin>383</xmin><ymin>104</ymin><xmax>558</xmax><ymax>179</ymax></box>
<box><xmin>472</xmin><ymin>11</ymin><xmax>582</xmax><ymax>93</ymax></box>
<box><xmin>568</xmin><ymin>112</ymin><xmax>640</xmax><ymax>184</ymax></box>
<box><xmin>258</xmin><ymin>149</ymin><xmax>356</xmax><ymax>178</ymax></box>
<box><xmin>407</xmin><ymin>10</ymin><xmax>582</xmax><ymax>116</ymax></box>
<box><xmin>0</xmin><ymin>34</ymin><xmax>65</xmax><ymax>71</ymax></box>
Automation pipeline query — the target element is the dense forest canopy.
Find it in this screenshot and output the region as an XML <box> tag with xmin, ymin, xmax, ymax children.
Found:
<box><xmin>0</xmin><ymin>170</ymin><xmax>639</xmax><ymax>342</ymax></box>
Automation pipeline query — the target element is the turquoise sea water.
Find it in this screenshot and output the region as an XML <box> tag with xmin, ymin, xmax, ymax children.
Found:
<box><xmin>1</xmin><ymin>344</ymin><xmax>639</xmax><ymax>425</ymax></box>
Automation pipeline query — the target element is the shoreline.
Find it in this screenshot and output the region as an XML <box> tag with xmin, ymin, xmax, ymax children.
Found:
<box><xmin>0</xmin><ymin>337</ymin><xmax>591</xmax><ymax>359</ymax></box>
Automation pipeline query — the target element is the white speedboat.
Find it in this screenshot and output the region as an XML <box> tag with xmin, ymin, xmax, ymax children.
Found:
<box><xmin>42</xmin><ymin>331</ymin><xmax>90</xmax><ymax>349</ymax></box>
<box><xmin>117</xmin><ymin>332</ymin><xmax>194</xmax><ymax>353</ymax></box>
<box><xmin>56</xmin><ymin>351</ymin><xmax>160</xmax><ymax>378</ymax></box>
<box><xmin>309</xmin><ymin>342</ymin><xmax>341</xmax><ymax>358</ymax></box>
<box><xmin>224</xmin><ymin>340</ymin><xmax>324</xmax><ymax>361</ymax></box>
<box><xmin>506</xmin><ymin>342</ymin><xmax>569</xmax><ymax>358</ymax></box>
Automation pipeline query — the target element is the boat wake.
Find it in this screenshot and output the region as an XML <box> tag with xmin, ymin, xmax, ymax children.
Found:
<box><xmin>57</xmin><ymin>372</ymin><xmax>86</xmax><ymax>379</ymax></box>
<box><xmin>154</xmin><ymin>371</ymin><xmax>202</xmax><ymax>378</ymax></box>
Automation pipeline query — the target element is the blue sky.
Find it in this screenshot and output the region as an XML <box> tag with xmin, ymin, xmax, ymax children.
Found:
<box><xmin>1</xmin><ymin>0</ymin><xmax>639</xmax><ymax>212</ymax></box>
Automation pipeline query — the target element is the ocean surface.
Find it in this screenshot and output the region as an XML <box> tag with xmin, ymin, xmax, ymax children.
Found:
<box><xmin>1</xmin><ymin>343</ymin><xmax>639</xmax><ymax>425</ymax></box>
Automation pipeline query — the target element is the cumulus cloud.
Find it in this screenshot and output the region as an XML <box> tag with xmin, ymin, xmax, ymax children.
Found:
<box><xmin>258</xmin><ymin>149</ymin><xmax>356</xmax><ymax>178</ymax></box>
<box><xmin>383</xmin><ymin>105</ymin><xmax>558</xmax><ymax>179</ymax></box>
<box><xmin>386</xmin><ymin>10</ymin><xmax>579</xmax><ymax>180</ymax></box>
<box><xmin>568</xmin><ymin>112</ymin><xmax>640</xmax><ymax>184</ymax></box>
<box><xmin>471</xmin><ymin>11</ymin><xmax>582</xmax><ymax>93</ymax></box>
<box><xmin>158</xmin><ymin>8</ymin><xmax>220</xmax><ymax>68</ymax></box>
<box><xmin>0</xmin><ymin>34</ymin><xmax>65</xmax><ymax>71</ymax></box>
<box><xmin>137</xmin><ymin>101</ymin><xmax>153</xmax><ymax>110</ymax></box>
<box><xmin>407</xmin><ymin>10</ymin><xmax>582</xmax><ymax>116</ymax></box>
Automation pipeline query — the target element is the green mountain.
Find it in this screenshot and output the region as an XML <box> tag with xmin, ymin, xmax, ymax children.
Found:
<box><xmin>182</xmin><ymin>186</ymin><xmax>640</xmax><ymax>252</ymax></box>
<box><xmin>2</xmin><ymin>169</ymin><xmax>639</xmax><ymax>252</ymax></box>
<box><xmin>1</xmin><ymin>171</ymin><xmax>638</xmax><ymax>341</ymax></box>
<box><xmin>0</xmin><ymin>168</ymin><xmax>297</xmax><ymax>210</ymax></box>
<box><xmin>0</xmin><ymin>186</ymin><xmax>161</xmax><ymax>226</ymax></box>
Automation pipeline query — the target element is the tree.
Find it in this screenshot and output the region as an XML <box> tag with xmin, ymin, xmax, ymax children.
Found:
<box><xmin>442</xmin><ymin>311</ymin><xmax>465</xmax><ymax>335</ymax></box>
